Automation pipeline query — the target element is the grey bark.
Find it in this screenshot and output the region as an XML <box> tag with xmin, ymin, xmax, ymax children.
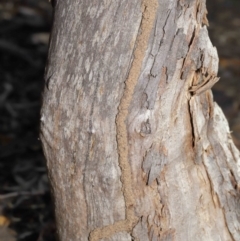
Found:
<box><xmin>40</xmin><ymin>0</ymin><xmax>240</xmax><ymax>240</ymax></box>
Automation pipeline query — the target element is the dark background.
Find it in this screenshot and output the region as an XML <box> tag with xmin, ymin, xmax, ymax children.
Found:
<box><xmin>0</xmin><ymin>0</ymin><xmax>239</xmax><ymax>240</ymax></box>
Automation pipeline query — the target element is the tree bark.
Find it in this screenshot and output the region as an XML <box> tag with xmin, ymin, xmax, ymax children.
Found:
<box><xmin>40</xmin><ymin>0</ymin><xmax>240</xmax><ymax>240</ymax></box>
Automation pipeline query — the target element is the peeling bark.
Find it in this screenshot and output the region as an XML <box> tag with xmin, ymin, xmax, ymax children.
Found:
<box><xmin>40</xmin><ymin>0</ymin><xmax>240</xmax><ymax>240</ymax></box>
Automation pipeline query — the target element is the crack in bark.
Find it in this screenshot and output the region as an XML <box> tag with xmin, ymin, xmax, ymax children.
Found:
<box><xmin>88</xmin><ymin>0</ymin><xmax>158</xmax><ymax>240</ymax></box>
<box><xmin>188</xmin><ymin>96</ymin><xmax>195</xmax><ymax>149</ymax></box>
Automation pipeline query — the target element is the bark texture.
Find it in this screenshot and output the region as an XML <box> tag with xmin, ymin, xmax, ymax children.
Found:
<box><xmin>40</xmin><ymin>0</ymin><xmax>240</xmax><ymax>240</ymax></box>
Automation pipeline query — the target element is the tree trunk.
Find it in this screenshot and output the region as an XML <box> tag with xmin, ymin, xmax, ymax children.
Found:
<box><xmin>40</xmin><ymin>0</ymin><xmax>240</xmax><ymax>240</ymax></box>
